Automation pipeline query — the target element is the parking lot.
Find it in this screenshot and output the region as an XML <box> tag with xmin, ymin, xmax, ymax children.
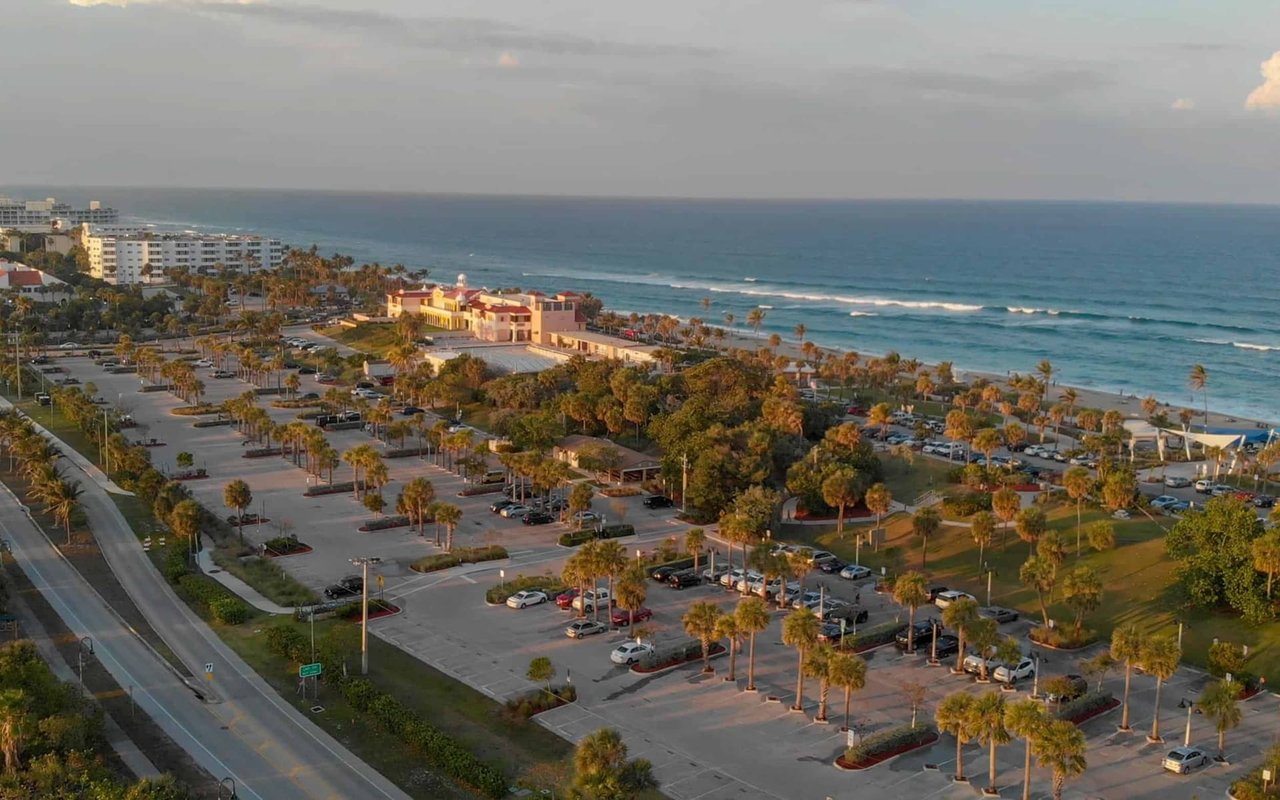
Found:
<box><xmin>37</xmin><ymin>339</ymin><xmax>1278</xmax><ymax>799</ymax></box>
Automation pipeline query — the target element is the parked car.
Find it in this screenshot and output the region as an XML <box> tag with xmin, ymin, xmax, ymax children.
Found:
<box><xmin>1162</xmin><ymin>746</ymin><xmax>1211</xmax><ymax>775</ymax></box>
<box><xmin>565</xmin><ymin>620</ymin><xmax>608</xmax><ymax>639</ymax></box>
<box><xmin>719</xmin><ymin>568</ymin><xmax>748</xmax><ymax>588</ymax></box>
<box><xmin>822</xmin><ymin>605</ymin><xmax>869</xmax><ymax>625</ymax></box>
<box><xmin>297</xmin><ymin>367</ymin><xmax>317</xmax><ymax>375</ymax></box>
<box><xmin>499</xmin><ymin>504</ymin><xmax>531</xmax><ymax>518</ymax></box>
<box><xmin>1164</xmin><ymin>475</ymin><xmax>1192</xmax><ymax>488</ymax></box>
<box><xmin>1150</xmin><ymin>495</ymin><xmax>1181</xmax><ymax>510</ymax></box>
<box><xmin>839</xmin><ymin>564</ymin><xmax>872</xmax><ymax>581</ymax></box>
<box><xmin>653</xmin><ymin>565</ymin><xmax>688</xmax><ymax>582</ymax></box>
<box><xmin>299</xmin><ymin>392</ymin><xmax>320</xmax><ymax>400</ymax></box>
<box><xmin>209</xmin><ymin>370</ymin><xmax>234</xmax><ymax>379</ymax></box>
<box><xmin>522</xmin><ymin>511</ymin><xmax>554</xmax><ymax>525</ymax></box>
<box><xmin>978</xmin><ymin>606</ymin><xmax>1019</xmax><ymax>624</ymax></box>
<box><xmin>931</xmin><ymin>634</ymin><xmax>962</xmax><ymax>658</ymax></box>
<box><xmin>554</xmin><ymin>589</ymin><xmax>580</xmax><ymax>609</ymax></box>
<box><xmin>993</xmin><ymin>657</ymin><xmax>1036</xmax><ymax>684</ymax></box>
<box><xmin>506</xmin><ymin>590</ymin><xmax>548</xmax><ymax>609</ymax></box>
<box><xmin>668</xmin><ymin>570</ymin><xmax>702</xmax><ymax>589</ymax></box>
<box><xmin>1255</xmin><ymin>495</ymin><xmax>1276</xmax><ymax>508</ymax></box>
<box><xmin>895</xmin><ymin>621</ymin><xmax>938</xmax><ymax>650</ymax></box>
<box><xmin>1210</xmin><ymin>484</ymin><xmax>1235</xmax><ymax>497</ymax></box>
<box><xmin>59</xmin><ymin>341</ymin><xmax>81</xmax><ymax>349</ymax></box>
<box><xmin>610</xmin><ymin>641</ymin><xmax>654</xmax><ymax>665</ymax></box>
<box><xmin>572</xmin><ymin>589</ymin><xmax>611</xmax><ymax>612</ymax></box>
<box><xmin>1044</xmin><ymin>674</ymin><xmax>1088</xmax><ymax>704</ymax></box>
<box><xmin>1194</xmin><ymin>479</ymin><xmax>1215</xmax><ymax>494</ymax></box>
<box><xmin>962</xmin><ymin>652</ymin><xmax>1003</xmax><ymax>675</ymax></box>
<box><xmin>817</xmin><ymin>623</ymin><xmax>849</xmax><ymax>644</ymax></box>
<box><xmin>490</xmin><ymin>499</ymin><xmax>514</xmax><ymax>513</ymax></box>
<box><xmin>926</xmin><ymin>585</ymin><xmax>949</xmax><ymax>602</ymax></box>
<box><xmin>610</xmin><ymin>607</ymin><xmax>653</xmax><ymax>626</ymax></box>
<box><xmin>194</xmin><ymin>358</ymin><xmax>213</xmax><ymax>367</ymax></box>
<box><xmin>701</xmin><ymin>564</ymin><xmax>731</xmax><ymax>583</ymax></box>
<box><xmin>642</xmin><ymin>495</ymin><xmax>674</xmax><ymax>509</ymax></box>
<box><xmin>571</xmin><ymin>511</ymin><xmax>600</xmax><ymax>524</ymax></box>
<box><xmin>323</xmin><ymin>575</ymin><xmax>363</xmax><ymax>600</ymax></box>
<box><xmin>401</xmin><ymin>406</ymin><xmax>424</xmax><ymax>416</ymax></box>
<box><xmin>816</xmin><ymin>557</ymin><xmax>847</xmax><ymax>574</ymax></box>
<box><xmin>934</xmin><ymin>590</ymin><xmax>977</xmax><ymax>609</ymax></box>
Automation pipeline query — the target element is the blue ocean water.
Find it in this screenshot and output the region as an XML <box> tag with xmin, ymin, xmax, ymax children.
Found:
<box><xmin>13</xmin><ymin>187</ymin><xmax>1280</xmax><ymax>422</ymax></box>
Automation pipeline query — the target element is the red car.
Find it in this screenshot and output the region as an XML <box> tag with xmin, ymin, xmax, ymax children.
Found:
<box><xmin>610</xmin><ymin>607</ymin><xmax>653</xmax><ymax>626</ymax></box>
<box><xmin>555</xmin><ymin>589</ymin><xmax>581</xmax><ymax>609</ymax></box>
<box><xmin>846</xmin><ymin>406</ymin><xmax>868</xmax><ymax>416</ymax></box>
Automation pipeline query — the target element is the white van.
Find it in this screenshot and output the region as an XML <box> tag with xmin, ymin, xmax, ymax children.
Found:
<box><xmin>1194</xmin><ymin>479</ymin><xmax>1214</xmax><ymax>494</ymax></box>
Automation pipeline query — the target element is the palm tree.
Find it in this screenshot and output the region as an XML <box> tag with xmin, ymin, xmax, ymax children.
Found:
<box><xmin>1062</xmin><ymin>466</ymin><xmax>1092</xmax><ymax>556</ymax></box>
<box><xmin>782</xmin><ymin>608</ymin><xmax>820</xmax><ymax>712</ymax></box>
<box><xmin>936</xmin><ymin>691</ymin><xmax>977</xmax><ymax>783</ymax></box>
<box><xmin>973</xmin><ymin>427</ymin><xmax>1001</xmax><ymax>468</ymax></box>
<box><xmin>685</xmin><ymin>527</ymin><xmax>706</xmax><ymax>575</ymax></box>
<box><xmin>1188</xmin><ymin>364</ymin><xmax>1208</xmax><ymax>429</ymax></box>
<box><xmin>802</xmin><ymin>643</ymin><xmax>837</xmax><ymax>721</ymax></box>
<box><xmin>822</xmin><ymin>467</ymin><xmax>863</xmax><ymax>537</ymax></box>
<box><xmin>1032</xmin><ymin>719</ymin><xmax>1087</xmax><ymax>800</ymax></box>
<box><xmin>1142</xmin><ymin>634</ymin><xmax>1182</xmax><ymax>743</ymax></box>
<box><xmin>912</xmin><ymin>506</ymin><xmax>942</xmax><ymax>570</ymax></box>
<box><xmin>892</xmin><ymin>571</ymin><xmax>929</xmax><ymax>653</ymax></box>
<box><xmin>1253</xmin><ymin>530</ymin><xmax>1280</xmax><ymax>598</ymax></box>
<box><xmin>0</xmin><ymin>688</ymin><xmax>28</xmax><ymax>775</ymax></box>
<box><xmin>864</xmin><ymin>482</ymin><xmax>891</xmax><ymax>537</ymax></box>
<box><xmin>827</xmin><ymin>650</ymin><xmax>867</xmax><ymax>731</ymax></box>
<box><xmin>746</xmin><ymin>307</ymin><xmax>766</xmax><ymax>337</ymax></box>
<box><xmin>715</xmin><ymin>612</ymin><xmax>743</xmax><ymax>682</ymax></box>
<box><xmin>991</xmin><ymin>488</ymin><xmax>1020</xmax><ymax>550</ymax></box>
<box><xmin>682</xmin><ymin>601</ymin><xmax>722</xmax><ymax>674</ymax></box>
<box><xmin>42</xmin><ymin>479</ymin><xmax>83</xmax><ymax>546</ymax></box>
<box><xmin>972</xmin><ymin>691</ymin><xmax>1010</xmax><ymax>795</ymax></box>
<box><xmin>398</xmin><ymin>477</ymin><xmax>435</xmax><ymax>536</ymax></box>
<box><xmin>434</xmin><ymin>502</ymin><xmax>462</xmax><ymax>552</ymax></box>
<box><xmin>222</xmin><ymin>479</ymin><xmax>253</xmax><ymax>545</ymax></box>
<box><xmin>943</xmin><ymin>598</ymin><xmax>980</xmax><ymax>673</ymax></box>
<box><xmin>1005</xmin><ymin>697</ymin><xmax>1046</xmax><ymax>800</ymax></box>
<box><xmin>736</xmin><ymin>597</ymin><xmax>771</xmax><ymax>692</ymax></box>
<box><xmin>1061</xmin><ymin>566</ymin><xmax>1102</xmax><ymax>639</ymax></box>
<box><xmin>615</xmin><ymin>565</ymin><xmax>648</xmax><ymax>638</ymax></box>
<box><xmin>971</xmin><ymin>511</ymin><xmax>995</xmax><ymax>570</ymax></box>
<box><xmin>1111</xmin><ymin>624</ymin><xmax>1142</xmax><ymax>731</ymax></box>
<box><xmin>596</xmin><ymin>540</ymin><xmax>628</xmax><ymax>618</ymax></box>
<box><xmin>1197</xmin><ymin>678</ymin><xmax>1242</xmax><ymax>759</ymax></box>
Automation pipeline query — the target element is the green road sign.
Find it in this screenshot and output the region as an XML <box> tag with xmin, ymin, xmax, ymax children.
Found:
<box><xmin>299</xmin><ymin>662</ymin><xmax>323</xmax><ymax>679</ymax></box>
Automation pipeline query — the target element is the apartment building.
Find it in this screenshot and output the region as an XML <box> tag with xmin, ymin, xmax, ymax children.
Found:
<box><xmin>83</xmin><ymin>226</ymin><xmax>285</xmax><ymax>285</ymax></box>
<box><xmin>0</xmin><ymin>197</ymin><xmax>117</xmax><ymax>232</ymax></box>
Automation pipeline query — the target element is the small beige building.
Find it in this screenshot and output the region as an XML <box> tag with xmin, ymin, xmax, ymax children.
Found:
<box><xmin>553</xmin><ymin>435</ymin><xmax>662</xmax><ymax>483</ymax></box>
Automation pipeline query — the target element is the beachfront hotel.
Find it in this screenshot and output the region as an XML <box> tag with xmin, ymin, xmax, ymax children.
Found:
<box><xmin>0</xmin><ymin>196</ymin><xmax>118</xmax><ymax>232</ymax></box>
<box><xmin>82</xmin><ymin>225</ymin><xmax>285</xmax><ymax>285</ymax></box>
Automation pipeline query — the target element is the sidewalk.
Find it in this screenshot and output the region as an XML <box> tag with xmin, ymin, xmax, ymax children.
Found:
<box><xmin>195</xmin><ymin>539</ymin><xmax>294</xmax><ymax>615</ymax></box>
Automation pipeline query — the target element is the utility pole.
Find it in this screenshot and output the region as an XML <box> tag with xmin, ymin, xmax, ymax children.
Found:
<box><xmin>350</xmin><ymin>556</ymin><xmax>381</xmax><ymax>675</ymax></box>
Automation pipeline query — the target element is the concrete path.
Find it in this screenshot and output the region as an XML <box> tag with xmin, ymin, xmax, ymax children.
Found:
<box><xmin>196</xmin><ymin>541</ymin><xmax>295</xmax><ymax>615</ymax></box>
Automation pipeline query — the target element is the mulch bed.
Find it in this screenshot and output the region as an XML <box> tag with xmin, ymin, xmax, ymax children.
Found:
<box><xmin>631</xmin><ymin>643</ymin><xmax>727</xmax><ymax>674</ymax></box>
<box><xmin>834</xmin><ymin>732</ymin><xmax>939</xmax><ymax>770</ymax></box>
<box><xmin>458</xmin><ymin>483</ymin><xmax>506</xmax><ymax>497</ymax></box>
<box><xmin>263</xmin><ymin>543</ymin><xmax>312</xmax><ymax>558</ymax></box>
<box><xmin>171</xmin><ymin>471</ymin><xmax>208</xmax><ymax>481</ymax></box>
<box><xmin>345</xmin><ymin>603</ymin><xmax>401</xmax><ymax>622</ymax></box>
<box><xmin>192</xmin><ymin>419</ymin><xmax>233</xmax><ymax>428</ymax></box>
<box><xmin>358</xmin><ymin>516</ymin><xmax>413</xmax><ymax>533</ymax></box>
<box><xmin>243</xmin><ymin>447</ymin><xmax>284</xmax><ymax>458</ymax></box>
<box><xmin>304</xmin><ymin>481</ymin><xmax>356</xmax><ymax>496</ymax></box>
<box><xmin>381</xmin><ymin>448</ymin><xmax>426</xmax><ymax>459</ymax></box>
<box><xmin>1060</xmin><ymin>698</ymin><xmax>1120</xmax><ymax>725</ymax></box>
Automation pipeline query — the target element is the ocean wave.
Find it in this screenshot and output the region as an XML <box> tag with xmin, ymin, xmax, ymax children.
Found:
<box><xmin>1192</xmin><ymin>338</ymin><xmax>1280</xmax><ymax>352</ymax></box>
<box><xmin>849</xmin><ymin>311</ymin><xmax>878</xmax><ymax>317</ymax></box>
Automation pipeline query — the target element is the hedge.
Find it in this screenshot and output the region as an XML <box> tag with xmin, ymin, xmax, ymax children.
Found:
<box><xmin>305</xmin><ymin>481</ymin><xmax>357</xmax><ymax>497</ymax></box>
<box><xmin>340</xmin><ymin>678</ymin><xmax>508</xmax><ymax>798</ymax></box>
<box><xmin>458</xmin><ymin>483</ymin><xmax>506</xmax><ymax>497</ymax></box>
<box><xmin>841</xmin><ymin>621</ymin><xmax>907</xmax><ymax>653</ymax></box>
<box><xmin>270</xmin><ymin>399</ymin><xmax>323</xmax><ymax>409</ymax></box>
<box><xmin>382</xmin><ymin>448</ymin><xmax>427</xmax><ymax>459</ymax></box>
<box><xmin>1053</xmin><ymin>690</ymin><xmax>1115</xmax><ymax>723</ymax></box>
<box><xmin>484</xmin><ymin>575</ymin><xmax>568</xmax><ymax>604</ymax></box>
<box><xmin>192</xmin><ymin>419</ymin><xmax>233</xmax><ymax>428</ymax></box>
<box><xmin>321</xmin><ymin>421</ymin><xmax>363</xmax><ymax>431</ymax></box>
<box><xmin>842</xmin><ymin>724</ymin><xmax>937</xmax><ymax>766</ymax></box>
<box><xmin>558</xmin><ymin>524</ymin><xmax>636</xmax><ymax>547</ymax></box>
<box><xmin>1029</xmin><ymin>625</ymin><xmax>1094</xmax><ymax>650</ymax></box>
<box><xmin>210</xmin><ymin>597</ymin><xmax>251</xmax><ymax>625</ymax></box>
<box><xmin>504</xmin><ymin>686</ymin><xmax>577</xmax><ymax>719</ymax></box>
<box><xmin>411</xmin><ymin>545</ymin><xmax>508</xmax><ymax>573</ymax></box>
<box><xmin>170</xmin><ymin>404</ymin><xmax>223</xmax><ymax>416</ymax></box>
<box><xmin>358</xmin><ymin>515</ymin><xmax>413</xmax><ymax>532</ymax></box>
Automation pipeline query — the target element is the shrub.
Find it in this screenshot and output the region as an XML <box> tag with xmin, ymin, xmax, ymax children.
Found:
<box><xmin>264</xmin><ymin>626</ymin><xmax>308</xmax><ymax>660</ymax></box>
<box><xmin>305</xmin><ymin>481</ymin><xmax>357</xmax><ymax>497</ymax></box>
<box><xmin>212</xmin><ymin>554</ymin><xmax>318</xmax><ymax>606</ymax></box>
<box><xmin>558</xmin><ymin>524</ymin><xmax>636</xmax><ymax>547</ymax></box>
<box><xmin>844</xmin><ymin>723</ymin><xmax>937</xmax><ymax>765</ymax></box>
<box><xmin>162</xmin><ymin>544</ymin><xmax>190</xmax><ymax>582</ymax></box>
<box><xmin>358</xmin><ymin>515</ymin><xmax>412</xmax><ymax>532</ymax></box>
<box><xmin>458</xmin><ymin>483</ymin><xmax>506</xmax><ymax>497</ymax></box>
<box><xmin>192</xmin><ymin>419</ymin><xmax>234</xmax><ymax>428</ymax></box>
<box><xmin>504</xmin><ymin>685</ymin><xmax>577</xmax><ymax>718</ymax></box>
<box><xmin>334</xmin><ymin>599</ymin><xmax>397</xmax><ymax>620</ymax></box>
<box><xmin>1207</xmin><ymin>641</ymin><xmax>1248</xmax><ymax>678</ymax></box>
<box><xmin>1053</xmin><ymin>690</ymin><xmax>1115</xmax><ymax>723</ymax></box>
<box><xmin>176</xmin><ymin>573</ymin><xmax>234</xmax><ymax>607</ymax></box>
<box><xmin>1029</xmin><ymin>625</ymin><xmax>1094</xmax><ymax>650</ymax></box>
<box><xmin>942</xmin><ymin>490</ymin><xmax>991</xmax><ymax>517</ymax></box>
<box><xmin>411</xmin><ymin>545</ymin><xmax>508</xmax><ymax>573</ymax></box>
<box><xmin>841</xmin><ymin>621</ymin><xmax>907</xmax><ymax>652</ymax></box>
<box><xmin>170</xmin><ymin>404</ymin><xmax>223</xmax><ymax>416</ymax></box>
<box><xmin>263</xmin><ymin>536</ymin><xmax>303</xmax><ymax>554</ymax></box>
<box><xmin>210</xmin><ymin>597</ymin><xmax>251</xmax><ymax>625</ymax></box>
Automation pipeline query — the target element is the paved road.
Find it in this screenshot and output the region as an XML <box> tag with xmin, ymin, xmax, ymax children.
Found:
<box><xmin>17</xmin><ymin>424</ymin><xmax>410</xmax><ymax>800</ymax></box>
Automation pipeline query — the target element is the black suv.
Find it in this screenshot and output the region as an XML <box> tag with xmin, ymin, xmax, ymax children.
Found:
<box><xmin>667</xmin><ymin>570</ymin><xmax>701</xmax><ymax>589</ymax></box>
<box><xmin>323</xmin><ymin>575</ymin><xmax>363</xmax><ymax>600</ymax></box>
<box><xmin>643</xmin><ymin>495</ymin><xmax>674</xmax><ymax>509</ymax></box>
<box><xmin>652</xmin><ymin>564</ymin><xmax>686</xmax><ymax>582</ymax></box>
<box><xmin>894</xmin><ymin>621</ymin><xmax>939</xmax><ymax>650</ymax></box>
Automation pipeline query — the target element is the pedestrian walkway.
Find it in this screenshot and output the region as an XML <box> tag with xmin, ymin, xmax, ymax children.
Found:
<box><xmin>0</xmin><ymin>397</ymin><xmax>133</xmax><ymax>496</ymax></box>
<box><xmin>195</xmin><ymin>538</ymin><xmax>295</xmax><ymax>615</ymax></box>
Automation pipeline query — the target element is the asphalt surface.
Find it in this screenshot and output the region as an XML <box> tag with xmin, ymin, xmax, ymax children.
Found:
<box><xmin>5</xmin><ymin>435</ymin><xmax>410</xmax><ymax>799</ymax></box>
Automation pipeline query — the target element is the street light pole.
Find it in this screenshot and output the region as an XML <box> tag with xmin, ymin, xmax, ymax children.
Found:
<box><xmin>1184</xmin><ymin>701</ymin><xmax>1195</xmax><ymax>746</ymax></box>
<box><xmin>77</xmin><ymin>637</ymin><xmax>94</xmax><ymax>689</ymax></box>
<box><xmin>350</xmin><ymin>556</ymin><xmax>381</xmax><ymax>675</ymax></box>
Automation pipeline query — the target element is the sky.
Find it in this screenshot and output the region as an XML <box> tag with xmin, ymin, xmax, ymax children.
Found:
<box><xmin>5</xmin><ymin>0</ymin><xmax>1280</xmax><ymax>202</ymax></box>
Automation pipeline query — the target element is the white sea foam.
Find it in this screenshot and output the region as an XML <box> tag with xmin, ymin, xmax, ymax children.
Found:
<box><xmin>1006</xmin><ymin>306</ymin><xmax>1061</xmax><ymax>316</ymax></box>
<box><xmin>848</xmin><ymin>311</ymin><xmax>878</xmax><ymax>317</ymax></box>
<box><xmin>1192</xmin><ymin>338</ymin><xmax>1280</xmax><ymax>352</ymax></box>
<box><xmin>745</xmin><ymin>277</ymin><xmax>758</xmax><ymax>282</ymax></box>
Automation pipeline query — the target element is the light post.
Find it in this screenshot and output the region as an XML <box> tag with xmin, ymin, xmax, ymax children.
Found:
<box><xmin>350</xmin><ymin>556</ymin><xmax>381</xmax><ymax>675</ymax></box>
<box><xmin>1030</xmin><ymin>656</ymin><xmax>1041</xmax><ymax>699</ymax></box>
<box><xmin>77</xmin><ymin>637</ymin><xmax>94</xmax><ymax>688</ymax></box>
<box><xmin>929</xmin><ymin>620</ymin><xmax>940</xmax><ymax>666</ymax></box>
<box><xmin>219</xmin><ymin>777</ymin><xmax>237</xmax><ymax>799</ymax></box>
<box><xmin>985</xmin><ymin>564</ymin><xmax>994</xmax><ymax>607</ymax></box>
<box><xmin>1183</xmin><ymin>699</ymin><xmax>1195</xmax><ymax>746</ymax></box>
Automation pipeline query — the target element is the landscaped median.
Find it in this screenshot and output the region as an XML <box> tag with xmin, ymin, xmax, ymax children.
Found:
<box><xmin>632</xmin><ymin>640</ymin><xmax>726</xmax><ymax>674</ymax></box>
<box><xmin>558</xmin><ymin>524</ymin><xmax>636</xmax><ymax>547</ymax></box>
<box><xmin>359</xmin><ymin>515</ymin><xmax>413</xmax><ymax>533</ymax></box>
<box><xmin>839</xmin><ymin>621</ymin><xmax>907</xmax><ymax>653</ymax></box>
<box><xmin>505</xmin><ymin>685</ymin><xmax>577</xmax><ymax>719</ymax></box>
<box><xmin>1052</xmin><ymin>690</ymin><xmax>1119</xmax><ymax>725</ymax></box>
<box><xmin>170</xmin><ymin>403</ymin><xmax>224</xmax><ymax>416</ymax></box>
<box><xmin>412</xmin><ymin>545</ymin><xmax>509</xmax><ymax>573</ymax></box>
<box><xmin>485</xmin><ymin>574</ymin><xmax>568</xmax><ymax>605</ymax></box>
<box><xmin>305</xmin><ymin>480</ymin><xmax>356</xmax><ymax>497</ymax></box>
<box><xmin>835</xmin><ymin>724</ymin><xmax>938</xmax><ymax>770</ymax></box>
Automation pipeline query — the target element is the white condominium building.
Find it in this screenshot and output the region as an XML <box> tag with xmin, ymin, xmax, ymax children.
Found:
<box><xmin>83</xmin><ymin>226</ymin><xmax>285</xmax><ymax>285</ymax></box>
<box><xmin>0</xmin><ymin>196</ymin><xmax>117</xmax><ymax>232</ymax></box>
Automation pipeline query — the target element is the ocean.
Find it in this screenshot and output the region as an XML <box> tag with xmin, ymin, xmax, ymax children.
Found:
<box><xmin>11</xmin><ymin>187</ymin><xmax>1280</xmax><ymax>422</ymax></box>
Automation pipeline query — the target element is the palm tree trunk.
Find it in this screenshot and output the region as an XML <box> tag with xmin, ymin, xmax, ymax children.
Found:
<box><xmin>955</xmin><ymin>737</ymin><xmax>965</xmax><ymax>781</ymax></box>
<box><xmin>1150</xmin><ymin>678</ymin><xmax>1164</xmax><ymax>741</ymax></box>
<box><xmin>793</xmin><ymin>649</ymin><xmax>805</xmax><ymax>711</ymax></box>
<box><xmin>747</xmin><ymin>633</ymin><xmax>757</xmax><ymax>691</ymax></box>
<box><xmin>988</xmin><ymin>741</ymin><xmax>998</xmax><ymax>793</ymax></box>
<box><xmin>843</xmin><ymin>687</ymin><xmax>852</xmax><ymax>730</ymax></box>
<box><xmin>1021</xmin><ymin>740</ymin><xmax>1032</xmax><ymax>800</ymax></box>
<box><xmin>817</xmin><ymin>680</ymin><xmax>829</xmax><ymax>721</ymax></box>
<box><xmin>1120</xmin><ymin>663</ymin><xmax>1132</xmax><ymax>729</ymax></box>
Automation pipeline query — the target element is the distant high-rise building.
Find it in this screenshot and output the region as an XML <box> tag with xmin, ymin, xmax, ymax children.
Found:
<box><xmin>82</xmin><ymin>224</ymin><xmax>285</xmax><ymax>285</ymax></box>
<box><xmin>0</xmin><ymin>196</ymin><xmax>118</xmax><ymax>232</ymax></box>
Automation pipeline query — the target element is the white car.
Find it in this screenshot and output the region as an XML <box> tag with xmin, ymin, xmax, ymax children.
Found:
<box><xmin>610</xmin><ymin>641</ymin><xmax>654</xmax><ymax>665</ymax></box>
<box><xmin>934</xmin><ymin>590</ymin><xmax>977</xmax><ymax>609</ymax></box>
<box><xmin>194</xmin><ymin>359</ymin><xmax>213</xmax><ymax>367</ymax></box>
<box><xmin>59</xmin><ymin>341</ymin><xmax>80</xmax><ymax>349</ymax></box>
<box><xmin>1162</xmin><ymin>746</ymin><xmax>1211</xmax><ymax>775</ymax></box>
<box><xmin>1164</xmin><ymin>476</ymin><xmax>1192</xmax><ymax>489</ymax></box>
<box><xmin>720</xmin><ymin>568</ymin><xmax>747</xmax><ymax>588</ymax></box>
<box><xmin>993</xmin><ymin>657</ymin><xmax>1036</xmax><ymax>684</ymax></box>
<box><xmin>570</xmin><ymin>511</ymin><xmax>599</xmax><ymax>525</ymax></box>
<box><xmin>506</xmin><ymin>590</ymin><xmax>548</xmax><ymax>609</ymax></box>
<box><xmin>1150</xmin><ymin>495</ymin><xmax>1180</xmax><ymax>509</ymax></box>
<box><xmin>839</xmin><ymin>564</ymin><xmax>872</xmax><ymax>581</ymax></box>
<box><xmin>1024</xmin><ymin>445</ymin><xmax>1046</xmax><ymax>458</ymax></box>
<box><xmin>572</xmin><ymin>589</ymin><xmax>611</xmax><ymax>612</ymax></box>
<box><xmin>499</xmin><ymin>504</ymin><xmax>531</xmax><ymax>518</ymax></box>
<box><xmin>962</xmin><ymin>652</ymin><xmax>1003</xmax><ymax>675</ymax></box>
<box><xmin>735</xmin><ymin>571</ymin><xmax>764</xmax><ymax>593</ymax></box>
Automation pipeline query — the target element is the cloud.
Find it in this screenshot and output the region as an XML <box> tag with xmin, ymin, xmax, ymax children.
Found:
<box><xmin>497</xmin><ymin>52</ymin><xmax>519</xmax><ymax>69</ymax></box>
<box><xmin>68</xmin><ymin>1</ymin><xmax>716</xmax><ymax>60</ymax></box>
<box><xmin>1170</xmin><ymin>97</ymin><xmax>1195</xmax><ymax>111</ymax></box>
<box><xmin>1245</xmin><ymin>51</ymin><xmax>1280</xmax><ymax>110</ymax></box>
<box><xmin>866</xmin><ymin>66</ymin><xmax>1111</xmax><ymax>102</ymax></box>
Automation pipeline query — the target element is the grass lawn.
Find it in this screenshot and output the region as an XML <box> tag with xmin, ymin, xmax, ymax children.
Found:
<box><xmin>774</xmin><ymin>498</ymin><xmax>1280</xmax><ymax>679</ymax></box>
<box><xmin>318</xmin><ymin>322</ymin><xmax>445</xmax><ymax>359</ymax></box>
<box><xmin>221</xmin><ymin>617</ymin><xmax>573</xmax><ymax>797</ymax></box>
<box><xmin>880</xmin><ymin>454</ymin><xmax>954</xmax><ymax>504</ymax></box>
